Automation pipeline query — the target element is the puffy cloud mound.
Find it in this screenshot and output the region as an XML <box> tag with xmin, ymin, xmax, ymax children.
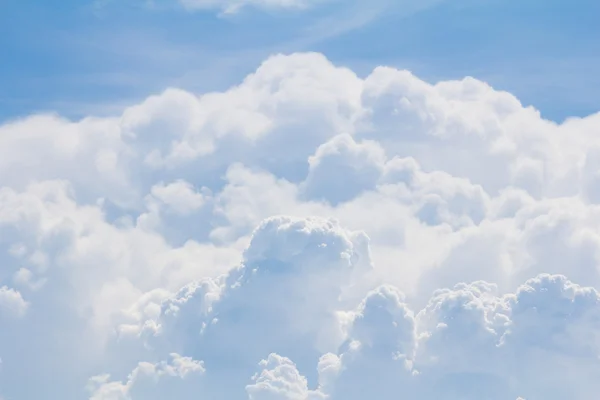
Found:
<box><xmin>0</xmin><ymin>286</ymin><xmax>28</xmax><ymax>317</ymax></box>
<box><xmin>246</xmin><ymin>354</ymin><xmax>324</xmax><ymax>400</ymax></box>
<box><xmin>87</xmin><ymin>354</ymin><xmax>205</xmax><ymax>400</ymax></box>
<box><xmin>125</xmin><ymin>216</ymin><xmax>369</xmax><ymax>398</ymax></box>
<box><xmin>1</xmin><ymin>51</ymin><xmax>600</xmax><ymax>399</ymax></box>
<box><xmin>302</xmin><ymin>134</ymin><xmax>386</xmax><ymax>205</ymax></box>
<box><xmin>305</xmin><ymin>273</ymin><xmax>600</xmax><ymax>400</ymax></box>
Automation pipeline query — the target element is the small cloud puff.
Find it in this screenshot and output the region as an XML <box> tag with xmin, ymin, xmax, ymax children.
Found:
<box><xmin>0</xmin><ymin>286</ymin><xmax>28</xmax><ymax>318</ymax></box>
<box><xmin>246</xmin><ymin>354</ymin><xmax>325</xmax><ymax>400</ymax></box>
<box><xmin>148</xmin><ymin>180</ymin><xmax>208</xmax><ymax>216</ymax></box>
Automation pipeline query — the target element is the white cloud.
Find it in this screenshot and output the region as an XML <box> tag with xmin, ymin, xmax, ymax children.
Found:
<box><xmin>238</xmin><ymin>273</ymin><xmax>600</xmax><ymax>400</ymax></box>
<box><xmin>107</xmin><ymin>216</ymin><xmax>600</xmax><ymax>399</ymax></box>
<box><xmin>246</xmin><ymin>354</ymin><xmax>325</xmax><ymax>399</ymax></box>
<box><xmin>87</xmin><ymin>353</ymin><xmax>205</xmax><ymax>400</ymax></box>
<box><xmin>148</xmin><ymin>180</ymin><xmax>208</xmax><ymax>216</ymax></box>
<box><xmin>0</xmin><ymin>286</ymin><xmax>28</xmax><ymax>317</ymax></box>
<box><xmin>12</xmin><ymin>267</ymin><xmax>47</xmax><ymax>291</ymax></box>
<box><xmin>1</xmin><ymin>51</ymin><xmax>600</xmax><ymax>399</ymax></box>
<box><xmin>135</xmin><ymin>234</ymin><xmax>600</xmax><ymax>398</ymax></box>
<box><xmin>302</xmin><ymin>133</ymin><xmax>386</xmax><ymax>205</ymax></box>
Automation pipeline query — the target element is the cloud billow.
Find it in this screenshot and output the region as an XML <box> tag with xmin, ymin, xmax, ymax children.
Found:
<box><xmin>1</xmin><ymin>52</ymin><xmax>600</xmax><ymax>399</ymax></box>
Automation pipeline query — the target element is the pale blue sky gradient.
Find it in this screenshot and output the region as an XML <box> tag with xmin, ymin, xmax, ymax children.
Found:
<box><xmin>2</xmin><ymin>0</ymin><xmax>599</xmax><ymax>122</ymax></box>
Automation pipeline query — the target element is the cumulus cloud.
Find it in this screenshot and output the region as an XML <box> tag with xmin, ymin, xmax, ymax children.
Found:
<box><xmin>237</xmin><ymin>273</ymin><xmax>600</xmax><ymax>400</ymax></box>
<box><xmin>148</xmin><ymin>180</ymin><xmax>208</xmax><ymax>216</ymax></box>
<box><xmin>246</xmin><ymin>354</ymin><xmax>324</xmax><ymax>400</ymax></box>
<box><xmin>87</xmin><ymin>354</ymin><xmax>205</xmax><ymax>400</ymax></box>
<box><xmin>1</xmin><ymin>51</ymin><xmax>600</xmax><ymax>399</ymax></box>
<box><xmin>0</xmin><ymin>286</ymin><xmax>28</xmax><ymax>317</ymax></box>
<box><xmin>122</xmin><ymin>216</ymin><xmax>370</xmax><ymax>398</ymax></box>
<box><xmin>301</xmin><ymin>134</ymin><xmax>386</xmax><ymax>205</ymax></box>
<box><xmin>106</xmin><ymin>217</ymin><xmax>600</xmax><ymax>399</ymax></box>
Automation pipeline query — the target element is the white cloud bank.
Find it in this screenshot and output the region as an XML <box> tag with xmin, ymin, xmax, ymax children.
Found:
<box><xmin>1</xmin><ymin>52</ymin><xmax>600</xmax><ymax>399</ymax></box>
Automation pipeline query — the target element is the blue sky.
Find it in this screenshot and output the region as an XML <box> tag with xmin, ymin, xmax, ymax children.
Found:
<box><xmin>2</xmin><ymin>0</ymin><xmax>599</xmax><ymax>122</ymax></box>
